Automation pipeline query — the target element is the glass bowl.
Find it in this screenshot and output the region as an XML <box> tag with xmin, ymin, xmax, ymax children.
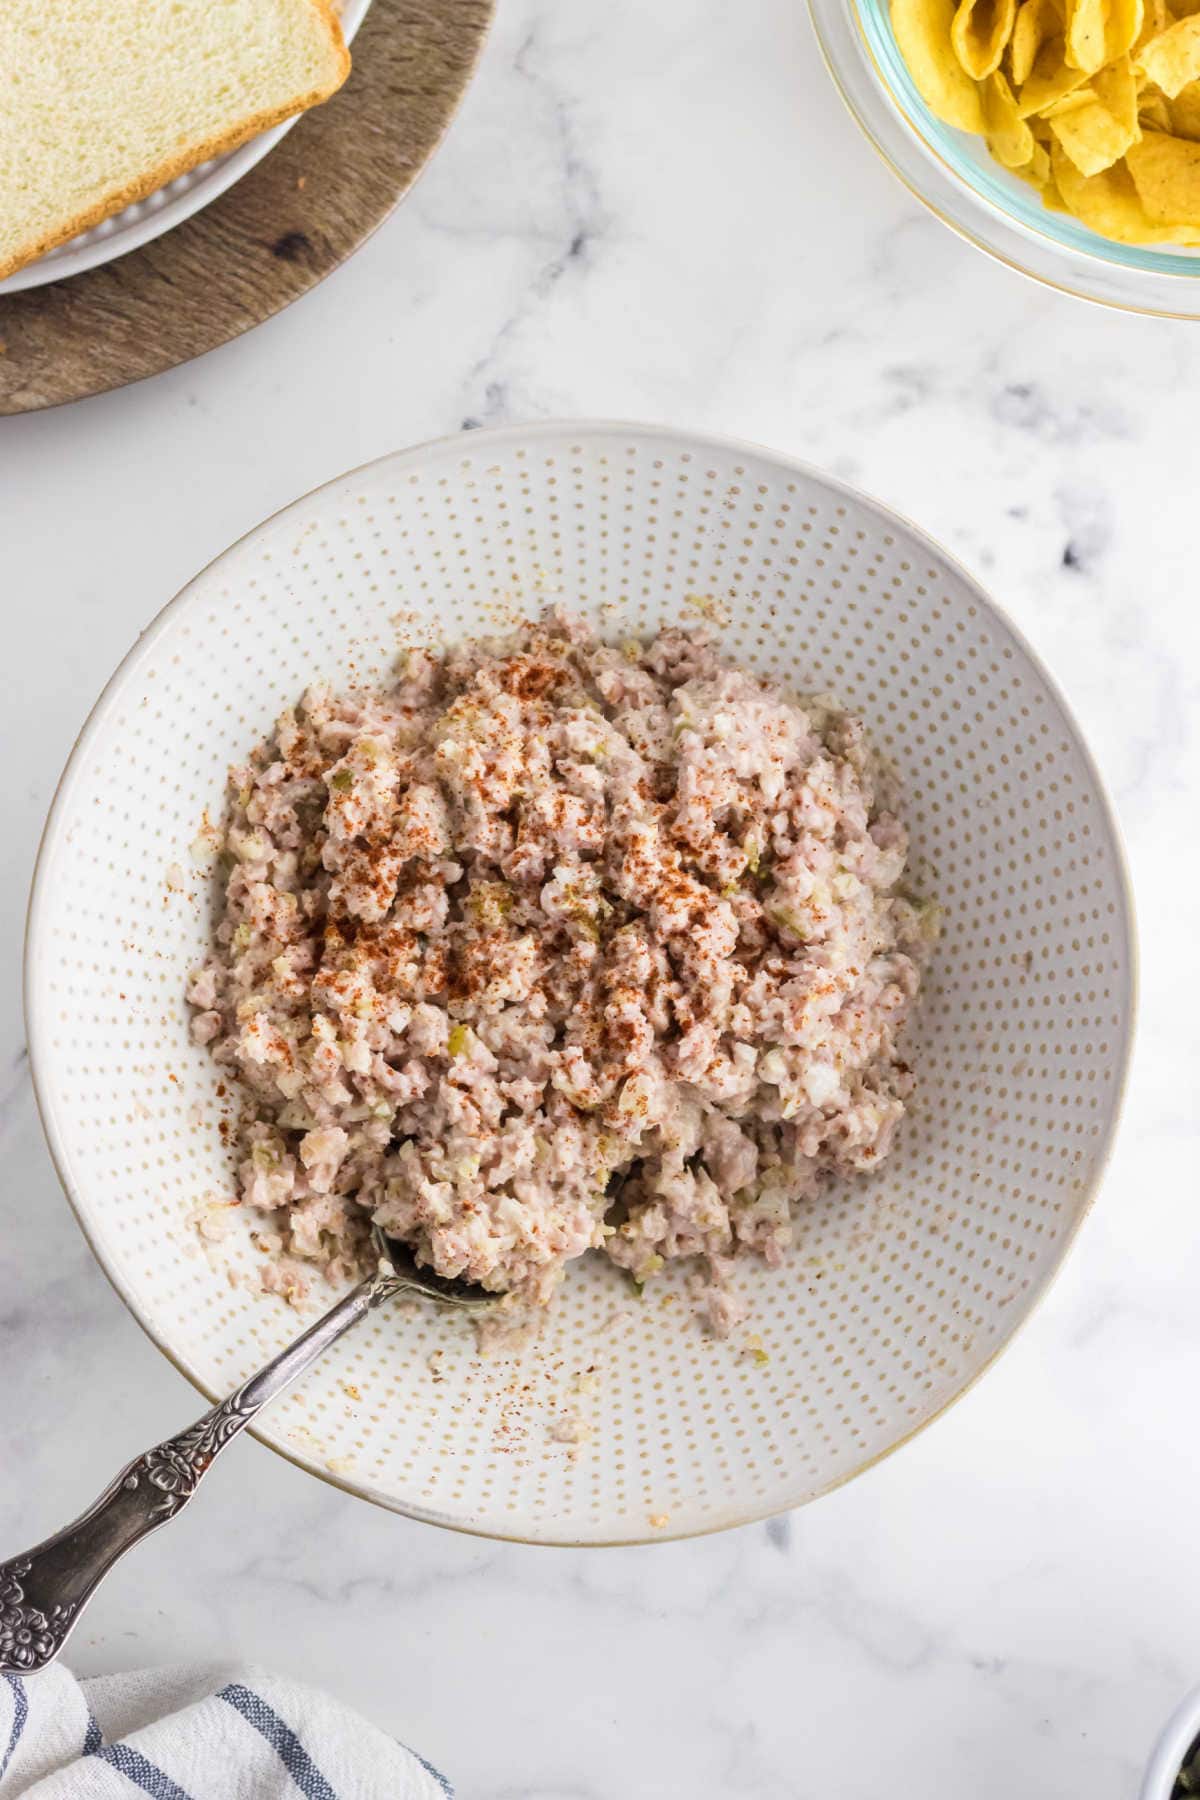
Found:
<box><xmin>807</xmin><ymin>0</ymin><xmax>1200</xmax><ymax>315</ymax></box>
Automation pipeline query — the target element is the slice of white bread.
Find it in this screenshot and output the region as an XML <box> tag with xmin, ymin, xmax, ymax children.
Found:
<box><xmin>0</xmin><ymin>0</ymin><xmax>350</xmax><ymax>281</ymax></box>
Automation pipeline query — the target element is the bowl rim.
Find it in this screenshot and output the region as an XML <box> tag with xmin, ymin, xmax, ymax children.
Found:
<box><xmin>805</xmin><ymin>0</ymin><xmax>1200</xmax><ymax>318</ymax></box>
<box><xmin>24</xmin><ymin>417</ymin><xmax>1140</xmax><ymax>1545</ymax></box>
<box><xmin>1141</xmin><ymin>1684</ymin><xmax>1200</xmax><ymax>1800</ymax></box>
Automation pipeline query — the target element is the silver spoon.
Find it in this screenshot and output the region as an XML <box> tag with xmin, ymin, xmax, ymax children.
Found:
<box><xmin>0</xmin><ymin>1228</ymin><xmax>499</xmax><ymax>1675</ymax></box>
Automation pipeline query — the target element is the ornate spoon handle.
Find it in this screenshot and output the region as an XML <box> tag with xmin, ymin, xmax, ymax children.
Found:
<box><xmin>0</xmin><ymin>1264</ymin><xmax>400</xmax><ymax>1675</ymax></box>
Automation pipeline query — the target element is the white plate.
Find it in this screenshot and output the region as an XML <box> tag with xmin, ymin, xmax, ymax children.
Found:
<box><xmin>0</xmin><ymin>0</ymin><xmax>372</xmax><ymax>297</ymax></box>
<box><xmin>26</xmin><ymin>422</ymin><xmax>1136</xmax><ymax>1544</ymax></box>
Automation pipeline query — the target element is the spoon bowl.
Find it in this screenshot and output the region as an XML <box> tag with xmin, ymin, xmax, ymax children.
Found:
<box><xmin>374</xmin><ymin>1225</ymin><xmax>504</xmax><ymax>1312</ymax></box>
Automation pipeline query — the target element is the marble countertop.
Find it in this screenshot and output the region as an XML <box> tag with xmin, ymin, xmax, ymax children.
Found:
<box><xmin>3</xmin><ymin>0</ymin><xmax>1200</xmax><ymax>1793</ymax></box>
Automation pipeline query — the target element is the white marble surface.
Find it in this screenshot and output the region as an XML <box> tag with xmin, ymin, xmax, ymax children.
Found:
<box><xmin>2</xmin><ymin>0</ymin><xmax>1200</xmax><ymax>1793</ymax></box>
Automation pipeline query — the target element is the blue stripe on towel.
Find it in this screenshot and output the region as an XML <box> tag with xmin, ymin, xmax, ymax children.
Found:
<box><xmin>83</xmin><ymin>1709</ymin><xmax>103</xmax><ymax>1755</ymax></box>
<box><xmin>92</xmin><ymin>1742</ymin><xmax>196</xmax><ymax>1799</ymax></box>
<box><xmin>217</xmin><ymin>1682</ymin><xmax>337</xmax><ymax>1799</ymax></box>
<box><xmin>1</xmin><ymin>1676</ymin><xmax>28</xmax><ymax>1782</ymax></box>
<box><xmin>406</xmin><ymin>1743</ymin><xmax>454</xmax><ymax>1796</ymax></box>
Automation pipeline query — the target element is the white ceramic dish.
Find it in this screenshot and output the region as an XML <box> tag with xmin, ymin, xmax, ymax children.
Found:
<box><xmin>1142</xmin><ymin>1687</ymin><xmax>1200</xmax><ymax>1799</ymax></box>
<box><xmin>26</xmin><ymin>421</ymin><xmax>1136</xmax><ymax>1545</ymax></box>
<box><xmin>0</xmin><ymin>0</ymin><xmax>372</xmax><ymax>297</ymax></box>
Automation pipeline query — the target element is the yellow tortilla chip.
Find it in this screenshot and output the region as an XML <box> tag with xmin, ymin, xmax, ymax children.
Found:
<box><xmin>893</xmin><ymin>0</ymin><xmax>987</xmax><ymax>126</ymax></box>
<box><xmin>1040</xmin><ymin>170</ymin><xmax>1072</xmax><ymax>204</ymax></box>
<box><xmin>1097</xmin><ymin>52</ymin><xmax>1142</xmax><ymax>125</ymax></box>
<box><xmin>1018</xmin><ymin>34</ymin><xmax>1093</xmax><ymax>105</ymax></box>
<box><xmin>1015</xmin><ymin>137</ymin><xmax>1056</xmax><ymax>180</ymax></box>
<box><xmin>1136</xmin><ymin>12</ymin><xmax>1200</xmax><ymax>92</ymax></box>
<box><xmin>1019</xmin><ymin>34</ymin><xmax>1098</xmax><ymax>104</ymax></box>
<box><xmin>1139</xmin><ymin>83</ymin><xmax>1174</xmax><ymax>127</ymax></box>
<box><xmin>1102</xmin><ymin>0</ymin><xmax>1145</xmax><ymax>61</ymax></box>
<box><xmin>1040</xmin><ymin>80</ymin><xmax>1101</xmax><ymax>110</ymax></box>
<box><xmin>1167</xmin><ymin>73</ymin><xmax>1200</xmax><ymax>131</ymax></box>
<box><xmin>1010</xmin><ymin>0</ymin><xmax>1060</xmax><ymax>79</ymax></box>
<box><xmin>1170</xmin><ymin>0</ymin><xmax>1200</xmax><ymax>18</ymax></box>
<box><xmin>1047</xmin><ymin>100</ymin><xmax>1126</xmax><ymax>167</ymax></box>
<box><xmin>952</xmin><ymin>0</ymin><xmax>1018</xmax><ymax>73</ymax></box>
<box><xmin>1048</xmin><ymin>61</ymin><xmax>1140</xmax><ymax>170</ymax></box>
<box><xmin>1062</xmin><ymin>0</ymin><xmax>1143</xmax><ymax>69</ymax></box>
<box><xmin>1065</xmin><ymin>0</ymin><xmax>1109</xmax><ymax>70</ymax></box>
<box><xmin>1134</xmin><ymin>0</ymin><xmax>1170</xmax><ymax>49</ymax></box>
<box><xmin>1052</xmin><ymin>133</ymin><xmax>1200</xmax><ymax>230</ymax></box>
<box><xmin>983</xmin><ymin>66</ymin><xmax>1040</xmax><ymax>158</ymax></box>
<box><xmin>1125</xmin><ymin>124</ymin><xmax>1200</xmax><ymax>212</ymax></box>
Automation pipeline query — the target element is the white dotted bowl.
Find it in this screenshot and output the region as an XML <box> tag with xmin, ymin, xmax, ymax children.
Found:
<box><xmin>26</xmin><ymin>422</ymin><xmax>1135</xmax><ymax>1545</ymax></box>
<box><xmin>0</xmin><ymin>0</ymin><xmax>373</xmax><ymax>296</ymax></box>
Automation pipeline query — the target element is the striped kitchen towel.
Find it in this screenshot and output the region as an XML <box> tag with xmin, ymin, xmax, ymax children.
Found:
<box><xmin>0</xmin><ymin>1662</ymin><xmax>451</xmax><ymax>1798</ymax></box>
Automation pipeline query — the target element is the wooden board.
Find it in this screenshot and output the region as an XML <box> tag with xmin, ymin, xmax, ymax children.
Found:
<box><xmin>0</xmin><ymin>0</ymin><xmax>494</xmax><ymax>415</ymax></box>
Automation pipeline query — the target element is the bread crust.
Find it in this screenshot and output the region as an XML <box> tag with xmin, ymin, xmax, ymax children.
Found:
<box><xmin>0</xmin><ymin>0</ymin><xmax>351</xmax><ymax>283</ymax></box>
